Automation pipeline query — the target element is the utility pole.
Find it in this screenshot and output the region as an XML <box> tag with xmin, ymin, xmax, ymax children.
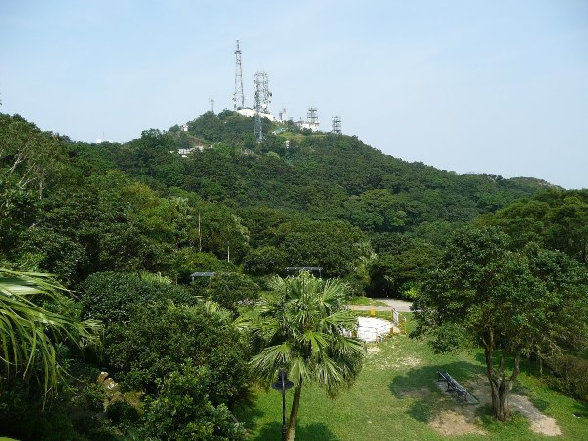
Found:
<box><xmin>198</xmin><ymin>212</ymin><xmax>202</xmax><ymax>252</ymax></box>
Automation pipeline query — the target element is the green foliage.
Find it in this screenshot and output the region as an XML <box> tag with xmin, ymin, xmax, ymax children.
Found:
<box><xmin>0</xmin><ymin>399</ymin><xmax>87</xmax><ymax>441</ymax></box>
<box><xmin>412</xmin><ymin>226</ymin><xmax>587</xmax><ymax>420</ymax></box>
<box><xmin>0</xmin><ymin>268</ymin><xmax>101</xmax><ymax>399</ymax></box>
<box><xmin>343</xmin><ymin>189</ymin><xmax>407</xmax><ymax>232</ymax></box>
<box><xmin>18</xmin><ymin>226</ymin><xmax>87</xmax><ymax>285</ymax></box>
<box><xmin>139</xmin><ymin>364</ymin><xmax>246</xmax><ymax>441</ymax></box>
<box><xmin>481</xmin><ymin>189</ymin><xmax>588</xmax><ymax>263</ymax></box>
<box><xmin>242</xmin><ymin>272</ymin><xmax>365</xmax><ymax>440</ymax></box>
<box><xmin>204</xmin><ymin>272</ymin><xmax>259</xmax><ymax>313</ymax></box>
<box><xmin>274</xmin><ymin>219</ymin><xmax>370</xmax><ymax>277</ymax></box>
<box><xmin>368</xmin><ymin>239</ymin><xmax>437</xmax><ymax>298</ymax></box>
<box><xmin>105</xmin><ymin>302</ymin><xmax>251</xmax><ymax>403</ymax></box>
<box><xmin>80</xmin><ymin>271</ymin><xmax>197</xmax><ymax>325</ymax></box>
<box><xmin>546</xmin><ymin>353</ymin><xmax>588</xmax><ymax>401</ymax></box>
<box><xmin>244</xmin><ymin>245</ymin><xmax>288</xmax><ymax>275</ymax></box>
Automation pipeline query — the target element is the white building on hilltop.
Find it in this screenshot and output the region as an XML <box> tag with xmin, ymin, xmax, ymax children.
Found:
<box><xmin>296</xmin><ymin>107</ymin><xmax>320</xmax><ymax>132</ymax></box>
<box><xmin>237</xmin><ymin>107</ymin><xmax>275</xmax><ymax>121</ymax></box>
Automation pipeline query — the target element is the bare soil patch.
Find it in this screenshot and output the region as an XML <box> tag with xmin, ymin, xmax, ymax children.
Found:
<box><xmin>428</xmin><ymin>376</ymin><xmax>562</xmax><ymax>437</ymax></box>
<box><xmin>429</xmin><ymin>409</ymin><xmax>487</xmax><ymax>436</ymax></box>
<box><xmin>366</xmin><ymin>346</ymin><xmax>380</xmax><ymax>355</ymax></box>
<box><xmin>510</xmin><ymin>394</ymin><xmax>562</xmax><ymax>436</ymax></box>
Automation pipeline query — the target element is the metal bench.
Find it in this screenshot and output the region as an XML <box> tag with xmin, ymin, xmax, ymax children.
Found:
<box><xmin>436</xmin><ymin>370</ymin><xmax>469</xmax><ymax>402</ymax></box>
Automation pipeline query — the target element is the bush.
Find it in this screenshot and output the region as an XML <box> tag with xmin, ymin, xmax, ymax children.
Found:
<box><xmin>80</xmin><ymin>271</ymin><xmax>198</xmax><ymax>325</ymax></box>
<box><xmin>139</xmin><ymin>365</ymin><xmax>246</xmax><ymax>441</ymax></box>
<box><xmin>204</xmin><ymin>272</ymin><xmax>259</xmax><ymax>313</ymax></box>
<box><xmin>105</xmin><ymin>302</ymin><xmax>251</xmax><ymax>404</ymax></box>
<box><xmin>547</xmin><ymin>353</ymin><xmax>588</xmax><ymax>401</ymax></box>
<box><xmin>243</xmin><ymin>246</ymin><xmax>287</xmax><ymax>275</ymax></box>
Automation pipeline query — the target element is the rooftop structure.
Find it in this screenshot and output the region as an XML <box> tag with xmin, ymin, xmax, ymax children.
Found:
<box><xmin>296</xmin><ymin>107</ymin><xmax>320</xmax><ymax>132</ymax></box>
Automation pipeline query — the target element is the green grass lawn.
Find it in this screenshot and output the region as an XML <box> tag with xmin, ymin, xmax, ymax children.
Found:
<box><xmin>236</xmin><ymin>315</ymin><xmax>588</xmax><ymax>440</ymax></box>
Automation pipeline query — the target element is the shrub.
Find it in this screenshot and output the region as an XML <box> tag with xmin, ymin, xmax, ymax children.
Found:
<box><xmin>204</xmin><ymin>272</ymin><xmax>259</xmax><ymax>313</ymax></box>
<box><xmin>139</xmin><ymin>365</ymin><xmax>246</xmax><ymax>441</ymax></box>
<box><xmin>80</xmin><ymin>271</ymin><xmax>198</xmax><ymax>325</ymax></box>
<box><xmin>105</xmin><ymin>302</ymin><xmax>251</xmax><ymax>404</ymax></box>
<box><xmin>547</xmin><ymin>353</ymin><xmax>588</xmax><ymax>401</ymax></box>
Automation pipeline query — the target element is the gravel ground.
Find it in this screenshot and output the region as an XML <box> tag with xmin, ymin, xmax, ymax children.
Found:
<box><xmin>348</xmin><ymin>299</ymin><xmax>413</xmax><ymax>312</ymax></box>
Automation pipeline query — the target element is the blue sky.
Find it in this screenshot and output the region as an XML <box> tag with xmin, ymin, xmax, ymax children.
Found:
<box><xmin>1</xmin><ymin>0</ymin><xmax>587</xmax><ymax>189</ymax></box>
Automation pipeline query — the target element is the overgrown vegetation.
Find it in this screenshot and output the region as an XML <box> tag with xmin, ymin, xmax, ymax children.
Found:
<box><xmin>0</xmin><ymin>110</ymin><xmax>586</xmax><ymax>439</ymax></box>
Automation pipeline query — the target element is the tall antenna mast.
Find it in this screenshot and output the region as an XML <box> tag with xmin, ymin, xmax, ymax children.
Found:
<box><xmin>253</xmin><ymin>71</ymin><xmax>270</xmax><ymax>142</ymax></box>
<box><xmin>233</xmin><ymin>40</ymin><xmax>245</xmax><ymax>110</ymax></box>
<box><xmin>332</xmin><ymin>116</ymin><xmax>341</xmax><ymax>135</ymax></box>
<box><xmin>210</xmin><ymin>98</ymin><xmax>214</xmax><ymax>114</ymax></box>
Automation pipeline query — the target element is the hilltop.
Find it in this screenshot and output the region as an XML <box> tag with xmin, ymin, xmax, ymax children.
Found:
<box><xmin>0</xmin><ymin>111</ymin><xmax>564</xmax><ymax>295</ymax></box>
<box><xmin>116</xmin><ymin>110</ymin><xmax>556</xmax><ymax>224</ymax></box>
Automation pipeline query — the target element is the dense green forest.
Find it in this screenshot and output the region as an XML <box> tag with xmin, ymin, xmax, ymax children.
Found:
<box><xmin>0</xmin><ymin>111</ymin><xmax>586</xmax><ymax>440</ymax></box>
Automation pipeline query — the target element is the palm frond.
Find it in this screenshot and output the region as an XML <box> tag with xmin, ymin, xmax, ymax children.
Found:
<box><xmin>0</xmin><ymin>268</ymin><xmax>103</xmax><ymax>399</ymax></box>
<box><xmin>250</xmin><ymin>342</ymin><xmax>292</xmax><ymax>380</ymax></box>
<box><xmin>246</xmin><ymin>271</ymin><xmax>365</xmax><ymax>396</ymax></box>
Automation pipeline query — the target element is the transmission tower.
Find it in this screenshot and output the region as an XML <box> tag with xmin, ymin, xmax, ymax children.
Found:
<box><xmin>254</xmin><ymin>71</ymin><xmax>271</xmax><ymax>142</ymax></box>
<box><xmin>332</xmin><ymin>116</ymin><xmax>341</xmax><ymax>134</ymax></box>
<box><xmin>233</xmin><ymin>40</ymin><xmax>245</xmax><ymax>110</ymax></box>
<box><xmin>307</xmin><ymin>107</ymin><xmax>318</xmax><ymax>124</ymax></box>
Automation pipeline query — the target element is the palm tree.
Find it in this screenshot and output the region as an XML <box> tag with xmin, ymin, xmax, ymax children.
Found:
<box><xmin>0</xmin><ymin>268</ymin><xmax>101</xmax><ymax>399</ymax></box>
<box><xmin>242</xmin><ymin>272</ymin><xmax>364</xmax><ymax>441</ymax></box>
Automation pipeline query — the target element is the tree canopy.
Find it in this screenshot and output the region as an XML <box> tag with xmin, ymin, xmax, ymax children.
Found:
<box><xmin>412</xmin><ymin>227</ymin><xmax>587</xmax><ymax>420</ymax></box>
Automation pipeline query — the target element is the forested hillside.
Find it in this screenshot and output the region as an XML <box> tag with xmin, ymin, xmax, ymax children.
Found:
<box><xmin>0</xmin><ymin>111</ymin><xmax>565</xmax><ymax>291</ymax></box>
<box><xmin>1</xmin><ymin>111</ymin><xmax>586</xmax><ymax>440</ymax></box>
<box><xmin>1</xmin><ymin>110</ymin><xmax>557</xmax><ymax>293</ymax></box>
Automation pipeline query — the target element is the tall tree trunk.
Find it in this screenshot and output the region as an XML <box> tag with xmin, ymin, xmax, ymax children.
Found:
<box><xmin>286</xmin><ymin>382</ymin><xmax>302</xmax><ymax>441</ymax></box>
<box><xmin>485</xmin><ymin>346</ymin><xmax>520</xmax><ymax>422</ymax></box>
<box><xmin>488</xmin><ymin>377</ymin><xmax>510</xmax><ymax>421</ymax></box>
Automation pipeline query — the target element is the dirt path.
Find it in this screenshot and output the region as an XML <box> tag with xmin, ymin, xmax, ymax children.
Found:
<box><xmin>510</xmin><ymin>394</ymin><xmax>562</xmax><ymax>436</ymax></box>
<box><xmin>348</xmin><ymin>299</ymin><xmax>413</xmax><ymax>312</ymax></box>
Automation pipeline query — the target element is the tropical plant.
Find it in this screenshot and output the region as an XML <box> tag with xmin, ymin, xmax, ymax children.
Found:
<box><xmin>0</xmin><ymin>268</ymin><xmax>101</xmax><ymax>399</ymax></box>
<box><xmin>241</xmin><ymin>272</ymin><xmax>364</xmax><ymax>441</ymax></box>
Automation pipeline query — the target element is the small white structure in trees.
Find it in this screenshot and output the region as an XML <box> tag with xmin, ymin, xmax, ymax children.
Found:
<box><xmin>352</xmin><ymin>317</ymin><xmax>394</xmax><ymax>343</ymax></box>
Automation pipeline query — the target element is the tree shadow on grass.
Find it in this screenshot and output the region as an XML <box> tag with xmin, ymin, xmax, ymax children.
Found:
<box><xmin>388</xmin><ymin>360</ymin><xmax>484</xmax><ymax>423</ymax></box>
<box><xmin>250</xmin><ymin>422</ymin><xmax>339</xmax><ymax>441</ymax></box>
<box><xmin>572</xmin><ymin>401</ymin><xmax>588</xmax><ymax>419</ymax></box>
<box><xmin>233</xmin><ymin>401</ymin><xmax>264</xmax><ymax>434</ymax></box>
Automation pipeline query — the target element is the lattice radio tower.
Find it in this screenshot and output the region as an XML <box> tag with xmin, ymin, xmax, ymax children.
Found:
<box><xmin>233</xmin><ymin>40</ymin><xmax>245</xmax><ymax>110</ymax></box>
<box><xmin>307</xmin><ymin>107</ymin><xmax>318</xmax><ymax>124</ymax></box>
<box><xmin>332</xmin><ymin>116</ymin><xmax>341</xmax><ymax>135</ymax></box>
<box><xmin>254</xmin><ymin>71</ymin><xmax>271</xmax><ymax>142</ymax></box>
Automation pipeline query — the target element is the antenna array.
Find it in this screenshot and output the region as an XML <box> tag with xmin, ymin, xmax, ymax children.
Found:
<box><xmin>332</xmin><ymin>116</ymin><xmax>341</xmax><ymax>134</ymax></box>
<box><xmin>254</xmin><ymin>71</ymin><xmax>271</xmax><ymax>142</ymax></box>
<box><xmin>233</xmin><ymin>40</ymin><xmax>245</xmax><ymax>110</ymax></box>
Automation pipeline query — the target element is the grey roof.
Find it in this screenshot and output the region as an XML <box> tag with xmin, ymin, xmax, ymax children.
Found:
<box><xmin>285</xmin><ymin>267</ymin><xmax>323</xmax><ymax>271</ymax></box>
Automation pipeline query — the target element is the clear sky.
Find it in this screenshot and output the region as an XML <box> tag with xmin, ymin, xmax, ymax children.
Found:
<box><xmin>1</xmin><ymin>0</ymin><xmax>587</xmax><ymax>189</ymax></box>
